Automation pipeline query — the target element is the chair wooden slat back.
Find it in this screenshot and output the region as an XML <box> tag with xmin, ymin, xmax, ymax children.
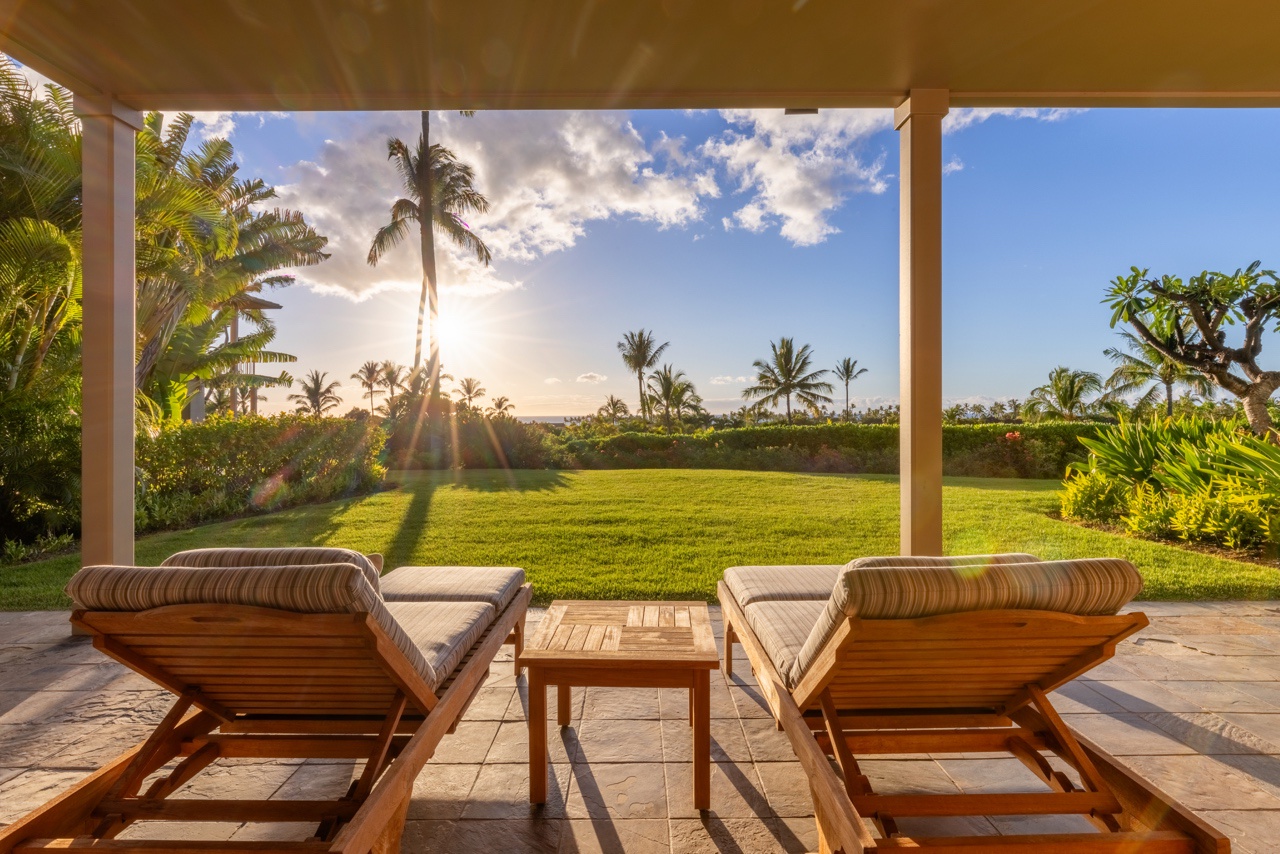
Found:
<box><xmin>74</xmin><ymin>604</ymin><xmax>438</xmax><ymax>719</ymax></box>
<box><xmin>794</xmin><ymin>609</ymin><xmax>1149</xmax><ymax>715</ymax></box>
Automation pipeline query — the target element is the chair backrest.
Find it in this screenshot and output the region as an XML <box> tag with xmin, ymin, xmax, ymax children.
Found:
<box><xmin>162</xmin><ymin>547</ymin><xmax>383</xmax><ymax>590</ymax></box>
<box><xmin>66</xmin><ymin>563</ymin><xmax>437</xmax><ymax>718</ymax></box>
<box><xmin>793</xmin><ymin>608</ymin><xmax>1148</xmax><ymax>715</ymax></box>
<box><xmin>790</xmin><ymin>558</ymin><xmax>1147</xmax><ymax>714</ymax></box>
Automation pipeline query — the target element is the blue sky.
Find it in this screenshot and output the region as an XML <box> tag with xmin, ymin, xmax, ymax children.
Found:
<box><xmin>28</xmin><ymin>57</ymin><xmax>1280</xmax><ymax>417</ymax></box>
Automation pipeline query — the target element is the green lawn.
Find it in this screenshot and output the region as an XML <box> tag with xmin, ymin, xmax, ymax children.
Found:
<box><xmin>5</xmin><ymin>469</ymin><xmax>1280</xmax><ymax>610</ymax></box>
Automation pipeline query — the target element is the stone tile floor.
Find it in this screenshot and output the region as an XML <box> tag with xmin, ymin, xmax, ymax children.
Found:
<box><xmin>1</xmin><ymin>603</ymin><xmax>1279</xmax><ymax>852</ymax></box>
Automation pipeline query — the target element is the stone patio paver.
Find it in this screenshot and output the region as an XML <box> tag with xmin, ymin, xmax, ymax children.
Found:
<box><xmin>1</xmin><ymin>603</ymin><xmax>1279</xmax><ymax>851</ymax></box>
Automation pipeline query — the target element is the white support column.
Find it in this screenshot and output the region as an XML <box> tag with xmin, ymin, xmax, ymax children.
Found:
<box><xmin>76</xmin><ymin>94</ymin><xmax>143</xmax><ymax>567</ymax></box>
<box><xmin>895</xmin><ymin>89</ymin><xmax>948</xmax><ymax>556</ymax></box>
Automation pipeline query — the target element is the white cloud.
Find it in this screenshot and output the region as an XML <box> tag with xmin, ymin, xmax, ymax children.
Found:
<box><xmin>185</xmin><ymin>111</ymin><xmax>288</xmax><ymax>140</ymax></box>
<box><xmin>576</xmin><ymin>372</ymin><xmax>607</xmax><ymax>384</ymax></box>
<box><xmin>703</xmin><ymin>109</ymin><xmax>892</xmax><ymax>246</ymax></box>
<box><xmin>943</xmin><ymin>156</ymin><xmax>964</xmax><ymax>176</ymax></box>
<box><xmin>944</xmin><ymin>107</ymin><xmax>1084</xmax><ymax>134</ymax></box>
<box><xmin>710</xmin><ymin>375</ymin><xmax>749</xmax><ymax>385</ymax></box>
<box><xmin>276</xmin><ymin>111</ymin><xmax>717</xmax><ymax>301</ymax></box>
<box><xmin>544</xmin><ymin>377</ymin><xmax>562</xmax><ymax>385</ymax></box>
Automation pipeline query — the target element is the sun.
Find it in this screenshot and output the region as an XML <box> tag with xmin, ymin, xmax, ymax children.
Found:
<box><xmin>435</xmin><ymin>298</ymin><xmax>490</xmax><ymax>372</ymax></box>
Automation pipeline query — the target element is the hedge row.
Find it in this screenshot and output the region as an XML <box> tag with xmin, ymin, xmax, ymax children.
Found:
<box><xmin>135</xmin><ymin>415</ymin><xmax>386</xmax><ymax>532</ymax></box>
<box><xmin>547</xmin><ymin>422</ymin><xmax>1102</xmax><ymax>479</ymax></box>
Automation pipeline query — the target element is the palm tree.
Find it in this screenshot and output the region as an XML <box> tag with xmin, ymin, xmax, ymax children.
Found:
<box><xmin>456</xmin><ymin>377</ymin><xmax>486</xmax><ymax>409</ymax></box>
<box><xmin>617</xmin><ymin>329</ymin><xmax>669</xmax><ymax>421</ymax></box>
<box><xmin>1023</xmin><ymin>366</ymin><xmax>1105</xmax><ymax>422</ymax></box>
<box><xmin>1104</xmin><ymin>330</ymin><xmax>1212</xmax><ymax>418</ymax></box>
<box><xmin>597</xmin><ymin>395</ymin><xmax>629</xmax><ymax>421</ymax></box>
<box><xmin>488</xmin><ymin>396</ymin><xmax>514</xmax><ymax>418</ymax></box>
<box><xmin>288</xmin><ymin>370</ymin><xmax>342</xmax><ymax>415</ymax></box>
<box><xmin>646</xmin><ymin>365</ymin><xmax>699</xmax><ymax>431</ymax></box>
<box><xmin>350</xmin><ymin>360</ymin><xmax>383</xmax><ymax>415</ymax></box>
<box><xmin>367</xmin><ymin>112</ymin><xmax>492</xmax><ymax>378</ymax></box>
<box><xmin>832</xmin><ymin>357</ymin><xmax>867</xmax><ymax>419</ymax></box>
<box><xmin>743</xmin><ymin>338</ymin><xmax>833</xmax><ymax>423</ymax></box>
<box><xmin>380</xmin><ymin>361</ymin><xmax>408</xmax><ymax>408</ymax></box>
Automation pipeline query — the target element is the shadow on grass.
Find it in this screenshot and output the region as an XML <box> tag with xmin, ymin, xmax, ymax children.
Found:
<box><xmin>390</xmin><ymin>467</ymin><xmax>572</xmax><ymax>493</ymax></box>
<box><xmin>382</xmin><ymin>469</ymin><xmax>572</xmax><ymax>568</ymax></box>
<box><xmin>940</xmin><ymin>476</ymin><xmax>1062</xmax><ymax>492</ymax></box>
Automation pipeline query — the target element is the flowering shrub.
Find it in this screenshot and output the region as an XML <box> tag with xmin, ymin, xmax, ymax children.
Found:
<box><xmin>135</xmin><ymin>414</ymin><xmax>386</xmax><ymax>532</ymax></box>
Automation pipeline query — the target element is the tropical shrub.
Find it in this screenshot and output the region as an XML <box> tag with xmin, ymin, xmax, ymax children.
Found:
<box><xmin>385</xmin><ymin>405</ymin><xmax>550</xmax><ymax>470</ymax></box>
<box><xmin>1062</xmin><ymin>417</ymin><xmax>1280</xmax><ymax>552</ymax></box>
<box><xmin>135</xmin><ymin>414</ymin><xmax>385</xmax><ymax>532</ymax></box>
<box><xmin>0</xmin><ymin>393</ymin><xmax>82</xmax><ymax>543</ymax></box>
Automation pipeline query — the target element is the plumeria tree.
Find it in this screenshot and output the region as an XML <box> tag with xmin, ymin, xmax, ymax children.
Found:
<box><xmin>1106</xmin><ymin>263</ymin><xmax>1280</xmax><ymax>436</ymax></box>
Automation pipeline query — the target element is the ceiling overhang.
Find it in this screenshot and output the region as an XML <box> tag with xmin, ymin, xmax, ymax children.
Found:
<box><xmin>7</xmin><ymin>1</ymin><xmax>1280</xmax><ymax>112</ymax></box>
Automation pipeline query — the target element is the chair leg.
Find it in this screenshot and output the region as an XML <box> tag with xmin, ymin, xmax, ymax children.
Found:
<box><xmin>369</xmin><ymin>791</ymin><xmax>411</xmax><ymax>854</ymax></box>
<box><xmin>512</xmin><ymin>616</ymin><xmax>526</xmax><ymax>676</ymax></box>
<box><xmin>722</xmin><ymin>620</ymin><xmax>735</xmax><ymax>680</ymax></box>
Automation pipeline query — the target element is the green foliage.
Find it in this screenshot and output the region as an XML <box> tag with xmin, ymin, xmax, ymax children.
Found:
<box><xmin>1060</xmin><ymin>469</ymin><xmax>1126</xmax><ymax>523</ymax></box>
<box><xmin>1064</xmin><ymin>417</ymin><xmax>1280</xmax><ymax>552</ymax></box>
<box><xmin>1104</xmin><ymin>262</ymin><xmax>1280</xmax><ymax>435</ymax></box>
<box><xmin>0</xmin><ymin>392</ymin><xmax>82</xmax><ymax>543</ymax></box>
<box><xmin>548</xmin><ymin>422</ymin><xmax>1098</xmax><ymax>478</ymax></box>
<box><xmin>743</xmin><ymin>337</ymin><xmax>833</xmax><ymax>422</ymax></box>
<box><xmin>12</xmin><ymin>471</ymin><xmax>1280</xmax><ymax>611</ymax></box>
<box><xmin>385</xmin><ymin>405</ymin><xmax>550</xmax><ymax>470</ymax></box>
<box><xmin>134</xmin><ymin>415</ymin><xmax>385</xmax><ymax>532</ymax></box>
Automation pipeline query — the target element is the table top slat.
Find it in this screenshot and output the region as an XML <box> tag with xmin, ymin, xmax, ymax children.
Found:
<box><xmin>522</xmin><ymin>600</ymin><xmax>720</xmax><ymax>666</ymax></box>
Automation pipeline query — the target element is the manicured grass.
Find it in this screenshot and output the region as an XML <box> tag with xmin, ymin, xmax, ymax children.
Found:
<box><xmin>4</xmin><ymin>469</ymin><xmax>1279</xmax><ymax>611</ymax></box>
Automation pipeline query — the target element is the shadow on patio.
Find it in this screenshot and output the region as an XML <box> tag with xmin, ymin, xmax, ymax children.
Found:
<box><xmin>1</xmin><ymin>603</ymin><xmax>1278</xmax><ymax>852</ymax></box>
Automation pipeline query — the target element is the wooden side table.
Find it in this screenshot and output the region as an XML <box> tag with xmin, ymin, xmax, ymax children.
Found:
<box><xmin>521</xmin><ymin>601</ymin><xmax>721</xmax><ymax>810</ymax></box>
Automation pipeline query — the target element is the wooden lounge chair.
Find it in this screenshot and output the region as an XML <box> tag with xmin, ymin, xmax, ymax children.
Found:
<box><xmin>0</xmin><ymin>548</ymin><xmax>531</xmax><ymax>854</ymax></box>
<box><xmin>719</xmin><ymin>555</ymin><xmax>1230</xmax><ymax>854</ymax></box>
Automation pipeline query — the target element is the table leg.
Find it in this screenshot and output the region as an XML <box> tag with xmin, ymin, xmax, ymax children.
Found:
<box><xmin>529</xmin><ymin>668</ymin><xmax>547</xmax><ymax>804</ymax></box>
<box><xmin>692</xmin><ymin>668</ymin><xmax>711</xmax><ymax>810</ymax></box>
<box><xmin>558</xmin><ymin>684</ymin><xmax>572</xmax><ymax>726</ymax></box>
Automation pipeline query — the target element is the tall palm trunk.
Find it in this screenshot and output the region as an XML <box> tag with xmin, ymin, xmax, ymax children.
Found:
<box><xmin>636</xmin><ymin>370</ymin><xmax>646</xmax><ymax>421</ymax></box>
<box><xmin>417</xmin><ymin>109</ymin><xmax>439</xmax><ymax>383</ymax></box>
<box><xmin>843</xmin><ymin>381</ymin><xmax>850</xmax><ymax>419</ymax></box>
<box><xmin>785</xmin><ymin>394</ymin><xmax>792</xmax><ymax>423</ymax></box>
<box><xmin>1165</xmin><ymin>381</ymin><xmax>1174</xmax><ymax>418</ymax></box>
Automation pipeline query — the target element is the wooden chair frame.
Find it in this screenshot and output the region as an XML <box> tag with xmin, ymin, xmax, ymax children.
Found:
<box><xmin>718</xmin><ymin>581</ymin><xmax>1231</xmax><ymax>854</ymax></box>
<box><xmin>0</xmin><ymin>584</ymin><xmax>531</xmax><ymax>854</ymax></box>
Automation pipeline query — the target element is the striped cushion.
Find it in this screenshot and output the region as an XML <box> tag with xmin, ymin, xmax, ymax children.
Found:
<box><xmin>380</xmin><ymin>566</ymin><xmax>525</xmax><ymax>611</ymax></box>
<box><xmin>66</xmin><ymin>563</ymin><xmax>435</xmax><ymax>688</ymax></box>
<box><xmin>845</xmin><ymin>553</ymin><xmax>1040</xmax><ymax>572</ymax></box>
<box><xmin>386</xmin><ymin>601</ymin><xmax>497</xmax><ymax>690</ymax></box>
<box><xmin>786</xmin><ymin>557</ymin><xmax>1143</xmax><ymax>688</ymax></box>
<box><xmin>723</xmin><ymin>565</ymin><xmax>843</xmax><ymax>607</ymax></box>
<box><xmin>162</xmin><ymin>547</ymin><xmax>382</xmax><ymax>593</ymax></box>
<box><xmin>743</xmin><ymin>600</ymin><xmax>827</xmax><ymax>682</ymax></box>
<box><xmin>723</xmin><ymin>554</ymin><xmax>1038</xmax><ymax>609</ymax></box>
